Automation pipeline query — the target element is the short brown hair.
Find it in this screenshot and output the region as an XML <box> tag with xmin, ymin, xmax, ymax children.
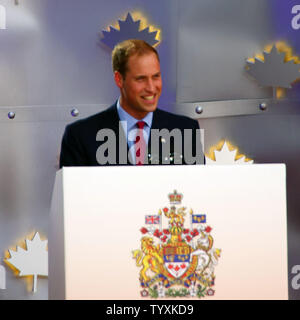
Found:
<box><xmin>112</xmin><ymin>39</ymin><xmax>159</xmax><ymax>78</ymax></box>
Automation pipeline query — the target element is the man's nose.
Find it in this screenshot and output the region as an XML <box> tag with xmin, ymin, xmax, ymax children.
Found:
<box><xmin>145</xmin><ymin>79</ymin><xmax>155</xmax><ymax>92</ymax></box>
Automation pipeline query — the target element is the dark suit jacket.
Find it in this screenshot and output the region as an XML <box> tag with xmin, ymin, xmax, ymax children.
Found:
<box><xmin>59</xmin><ymin>103</ymin><xmax>203</xmax><ymax>167</ymax></box>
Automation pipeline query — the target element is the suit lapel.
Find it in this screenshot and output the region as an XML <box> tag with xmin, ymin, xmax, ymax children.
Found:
<box><xmin>105</xmin><ymin>104</ymin><xmax>131</xmax><ymax>165</ymax></box>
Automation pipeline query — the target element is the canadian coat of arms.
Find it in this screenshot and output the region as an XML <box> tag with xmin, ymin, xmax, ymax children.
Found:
<box><xmin>132</xmin><ymin>190</ymin><xmax>221</xmax><ymax>298</ymax></box>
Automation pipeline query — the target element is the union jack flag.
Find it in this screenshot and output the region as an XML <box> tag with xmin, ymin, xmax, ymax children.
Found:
<box><xmin>145</xmin><ymin>215</ymin><xmax>160</xmax><ymax>224</ymax></box>
<box><xmin>192</xmin><ymin>214</ymin><xmax>206</xmax><ymax>223</ymax></box>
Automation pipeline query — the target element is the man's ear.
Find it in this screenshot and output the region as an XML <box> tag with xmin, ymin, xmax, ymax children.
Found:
<box><xmin>114</xmin><ymin>71</ymin><xmax>124</xmax><ymax>89</ymax></box>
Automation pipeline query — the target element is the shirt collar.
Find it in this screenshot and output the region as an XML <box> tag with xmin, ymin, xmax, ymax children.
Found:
<box><xmin>117</xmin><ymin>98</ymin><xmax>153</xmax><ymax>130</ymax></box>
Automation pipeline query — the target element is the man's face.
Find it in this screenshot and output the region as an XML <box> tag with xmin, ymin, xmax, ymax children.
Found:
<box><xmin>115</xmin><ymin>52</ymin><xmax>162</xmax><ymax>120</ymax></box>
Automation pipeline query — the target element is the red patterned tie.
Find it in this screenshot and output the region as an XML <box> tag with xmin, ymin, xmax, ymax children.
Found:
<box><xmin>135</xmin><ymin>121</ymin><xmax>146</xmax><ymax>165</ymax></box>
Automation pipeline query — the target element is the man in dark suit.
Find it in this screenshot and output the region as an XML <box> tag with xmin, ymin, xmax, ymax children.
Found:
<box><xmin>59</xmin><ymin>39</ymin><xmax>203</xmax><ymax>167</ymax></box>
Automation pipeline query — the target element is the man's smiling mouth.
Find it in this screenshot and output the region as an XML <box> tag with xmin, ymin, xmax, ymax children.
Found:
<box><xmin>143</xmin><ymin>95</ymin><xmax>155</xmax><ymax>100</ymax></box>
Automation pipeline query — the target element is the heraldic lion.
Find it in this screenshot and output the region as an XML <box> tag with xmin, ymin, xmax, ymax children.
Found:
<box><xmin>132</xmin><ymin>237</ymin><xmax>163</xmax><ymax>282</ymax></box>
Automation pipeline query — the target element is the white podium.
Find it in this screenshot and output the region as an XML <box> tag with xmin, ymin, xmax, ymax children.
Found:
<box><xmin>49</xmin><ymin>165</ymin><xmax>288</xmax><ymax>300</ymax></box>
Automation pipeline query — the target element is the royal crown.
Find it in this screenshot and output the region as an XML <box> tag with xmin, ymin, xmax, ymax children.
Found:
<box><xmin>168</xmin><ymin>190</ymin><xmax>183</xmax><ymax>204</ymax></box>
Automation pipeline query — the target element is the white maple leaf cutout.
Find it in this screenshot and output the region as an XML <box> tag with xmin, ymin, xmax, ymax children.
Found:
<box><xmin>5</xmin><ymin>232</ymin><xmax>48</xmax><ymax>293</ymax></box>
<box><xmin>205</xmin><ymin>141</ymin><xmax>254</xmax><ymax>165</ymax></box>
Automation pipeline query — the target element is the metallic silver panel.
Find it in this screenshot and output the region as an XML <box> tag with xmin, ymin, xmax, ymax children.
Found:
<box><xmin>0</xmin><ymin>0</ymin><xmax>178</xmax><ymax>108</ymax></box>
<box><xmin>0</xmin><ymin>120</ymin><xmax>61</xmax><ymax>300</ymax></box>
<box><xmin>0</xmin><ymin>105</ymin><xmax>111</xmax><ymax>300</ymax></box>
<box><xmin>173</xmin><ymin>99</ymin><xmax>300</xmax><ymax>119</ymax></box>
<box><xmin>177</xmin><ymin>0</ymin><xmax>274</xmax><ymax>102</ymax></box>
<box><xmin>48</xmin><ymin>170</ymin><xmax>65</xmax><ymax>300</ymax></box>
<box><xmin>0</xmin><ymin>105</ymin><xmax>108</xmax><ymax>122</ymax></box>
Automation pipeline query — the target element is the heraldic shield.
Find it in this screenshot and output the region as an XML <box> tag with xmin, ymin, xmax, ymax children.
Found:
<box><xmin>132</xmin><ymin>190</ymin><xmax>221</xmax><ymax>299</ymax></box>
<box><xmin>163</xmin><ymin>243</ymin><xmax>191</xmax><ymax>279</ymax></box>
